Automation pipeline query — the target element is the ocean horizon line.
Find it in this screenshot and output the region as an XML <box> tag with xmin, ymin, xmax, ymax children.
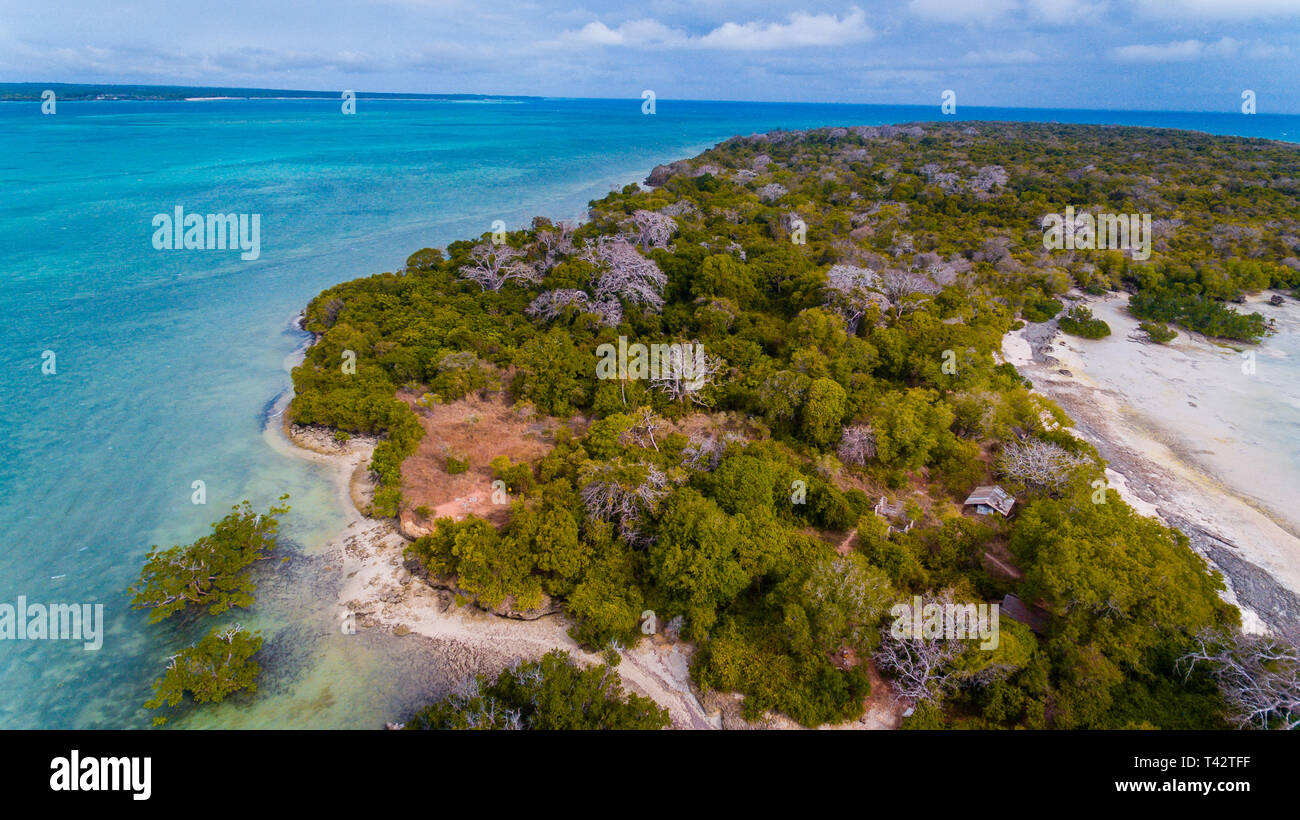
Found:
<box><xmin>5</xmin><ymin>82</ymin><xmax>1300</xmax><ymax>117</ymax></box>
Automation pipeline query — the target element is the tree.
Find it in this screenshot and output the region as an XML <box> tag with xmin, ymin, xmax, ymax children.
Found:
<box><xmin>585</xmin><ymin>237</ymin><xmax>668</xmax><ymax>312</ymax></box>
<box><xmin>837</xmin><ymin>423</ymin><xmax>877</xmax><ymax>466</ymax></box>
<box><xmin>407</xmin><ymin>516</ymin><xmax>543</xmax><ymax>611</ymax></box>
<box><xmin>405</xmin><ymin>650</ymin><xmax>669</xmax><ymax>730</ymax></box>
<box><xmin>802</xmin><ymin>554</ymin><xmax>894</xmax><ymax>653</ymax></box>
<box><xmin>873</xmin><ymin>590</ymin><xmax>971</xmax><ymax>705</ymax></box>
<box><xmin>130</xmin><ymin>497</ymin><xmax>290</xmax><ymax>623</ymax></box>
<box><xmin>512</xmin><ymin>328</ymin><xmax>591</xmax><ymax>416</ymax></box>
<box><xmin>824</xmin><ymin>264</ymin><xmax>886</xmax><ymax>333</ymax></box>
<box><xmin>997</xmin><ymin>438</ymin><xmax>1090</xmax><ymax>493</ymax></box>
<box><xmin>871</xmin><ymin>389</ymin><xmax>954</xmax><ymax>471</ymax></box>
<box><xmin>580</xmin><ymin>460</ymin><xmax>669</xmax><ymax>545</ymax></box>
<box><xmin>621</xmin><ymin>406</ymin><xmax>667</xmax><ymax>451</ymax></box>
<box><xmin>525</xmin><ymin>288</ymin><xmax>589</xmax><ymax>322</ymax></box>
<box><xmin>800</xmin><ymin>377</ymin><xmax>847</xmax><ymax>449</ymax></box>
<box><xmin>1010</xmin><ymin>490</ymin><xmax>1236</xmax><ymax>670</ymax></box>
<box><xmin>649</xmin><ymin>344</ymin><xmax>726</xmax><ymax>406</ymax></box>
<box><xmin>457</xmin><ymin>243</ymin><xmax>540</xmax><ymax>291</ymax></box>
<box><xmin>1182</xmin><ymin>628</ymin><xmax>1300</xmax><ymax>729</ymax></box>
<box><xmin>535</xmin><ymin>221</ymin><xmax>576</xmax><ymax>270</ymax></box>
<box><xmin>757</xmin><ymin>369</ymin><xmax>811</xmax><ymax>428</ymax></box>
<box><xmin>1058</xmin><ymin>304</ymin><xmax>1111</xmax><ymax>339</ymax></box>
<box><xmin>628</xmin><ymin>209</ymin><xmax>677</xmax><ymax>250</ymax></box>
<box><xmin>144</xmin><ymin>623</ymin><xmax>263</xmax><ymax>723</ymax></box>
<box><xmin>649</xmin><ymin>488</ymin><xmax>752</xmax><ymax>634</ymax></box>
<box><xmin>879</xmin><ymin>268</ymin><xmax>941</xmax><ymax>319</ymax></box>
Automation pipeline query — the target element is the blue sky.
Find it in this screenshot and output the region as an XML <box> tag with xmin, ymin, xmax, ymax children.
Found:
<box><xmin>2</xmin><ymin>0</ymin><xmax>1299</xmax><ymax>112</ymax></box>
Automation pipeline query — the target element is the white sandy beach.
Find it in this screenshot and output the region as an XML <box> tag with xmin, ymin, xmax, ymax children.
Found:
<box><xmin>1003</xmin><ymin>291</ymin><xmax>1300</xmax><ymax>633</ymax></box>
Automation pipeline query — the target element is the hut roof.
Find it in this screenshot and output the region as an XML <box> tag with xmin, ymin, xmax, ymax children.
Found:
<box><xmin>963</xmin><ymin>485</ymin><xmax>1015</xmax><ymax>516</ymax></box>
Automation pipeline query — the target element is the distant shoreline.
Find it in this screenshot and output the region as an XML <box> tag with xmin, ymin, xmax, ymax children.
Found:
<box><xmin>0</xmin><ymin>82</ymin><xmax>541</xmax><ymax>103</ymax></box>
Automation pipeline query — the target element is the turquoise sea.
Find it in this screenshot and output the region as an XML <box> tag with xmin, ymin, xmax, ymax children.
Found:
<box><xmin>2</xmin><ymin>97</ymin><xmax>1298</xmax><ymax>728</ymax></box>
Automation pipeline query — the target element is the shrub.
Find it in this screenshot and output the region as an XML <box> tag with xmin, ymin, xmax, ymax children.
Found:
<box><xmin>1022</xmin><ymin>295</ymin><xmax>1062</xmax><ymax>323</ymax></box>
<box><xmin>1059</xmin><ymin>305</ymin><xmax>1111</xmax><ymax>339</ymax></box>
<box><xmin>1138</xmin><ymin>321</ymin><xmax>1178</xmax><ymax>344</ymax></box>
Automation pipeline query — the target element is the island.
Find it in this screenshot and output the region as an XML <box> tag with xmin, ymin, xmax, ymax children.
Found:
<box><xmin>278</xmin><ymin>121</ymin><xmax>1300</xmax><ymax>730</ymax></box>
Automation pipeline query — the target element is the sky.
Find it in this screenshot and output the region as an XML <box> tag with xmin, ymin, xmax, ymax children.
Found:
<box><xmin>2</xmin><ymin>0</ymin><xmax>1299</xmax><ymax>112</ymax></box>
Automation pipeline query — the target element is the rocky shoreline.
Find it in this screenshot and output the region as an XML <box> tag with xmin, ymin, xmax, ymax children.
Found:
<box><xmin>269</xmin><ymin>387</ymin><xmax>728</xmax><ymax>728</ymax></box>
<box><xmin>1005</xmin><ymin>296</ymin><xmax>1300</xmax><ymax>633</ymax></box>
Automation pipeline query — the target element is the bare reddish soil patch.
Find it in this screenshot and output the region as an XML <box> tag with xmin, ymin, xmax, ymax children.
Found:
<box><xmin>394</xmin><ymin>390</ymin><xmax>571</xmax><ymax>536</ymax></box>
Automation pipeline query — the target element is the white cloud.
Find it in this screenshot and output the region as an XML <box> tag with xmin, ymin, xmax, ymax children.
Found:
<box><xmin>559</xmin><ymin>7</ymin><xmax>874</xmax><ymax>51</ymax></box>
<box><xmin>565</xmin><ymin>19</ymin><xmax>688</xmax><ymax>47</ymax></box>
<box><xmin>697</xmin><ymin>8</ymin><xmax>874</xmax><ymax>50</ymax></box>
<box><xmin>1112</xmin><ymin>39</ymin><xmax>1220</xmax><ymax>62</ymax></box>
<box><xmin>1134</xmin><ymin>0</ymin><xmax>1300</xmax><ymax>20</ymax></box>
<box><xmin>1112</xmin><ymin>36</ymin><xmax>1287</xmax><ymax>62</ymax></box>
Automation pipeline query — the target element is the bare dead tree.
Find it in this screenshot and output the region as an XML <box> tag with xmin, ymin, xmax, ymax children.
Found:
<box><xmin>757</xmin><ymin>182</ymin><xmax>787</xmax><ymax>202</ymax></box>
<box><xmin>622</xmin><ymin>407</ymin><xmax>667</xmax><ymax>452</ymax></box>
<box><xmin>584</xmin><ymin>237</ymin><xmax>668</xmax><ymax>313</ymax></box>
<box><xmin>535</xmin><ymin>222</ymin><xmax>576</xmax><ymax>270</ymax></box>
<box><xmin>874</xmin><ymin>624</ymin><xmax>967</xmax><ymax>705</ymax></box>
<box><xmin>681</xmin><ymin>432</ymin><xmax>744</xmax><ymax>472</ymax></box>
<box><xmin>628</xmin><ymin>209</ymin><xmax>677</xmax><ymax>250</ymax></box>
<box><xmin>968</xmin><ymin>164</ymin><xmax>1009</xmax><ymax>197</ymax></box>
<box><xmin>997</xmin><ymin>438</ymin><xmax>1090</xmax><ymax>493</ymax></box>
<box><xmin>526</xmin><ymin>289</ymin><xmax>590</xmax><ymax>321</ymax></box>
<box><xmin>1182</xmin><ymin>628</ymin><xmax>1300</xmax><ymax>730</ymax></box>
<box><xmin>873</xmin><ymin>590</ymin><xmax>1012</xmax><ymax>705</ymax></box>
<box><xmin>837</xmin><ymin>424</ymin><xmax>877</xmax><ymax>467</ymax></box>
<box><xmin>458</xmin><ymin>243</ymin><xmax>540</xmax><ymax>291</ymax></box>
<box><xmin>824</xmin><ymin>264</ymin><xmax>887</xmax><ymax>334</ymax></box>
<box><xmin>649</xmin><ymin>344</ymin><xmax>725</xmax><ymax>406</ymax></box>
<box><xmin>589</xmin><ymin>297</ymin><xmax>624</xmax><ymax>327</ymax></box>
<box><xmin>878</xmin><ymin>268</ymin><xmax>941</xmax><ymax>318</ymax></box>
<box><xmin>580</xmin><ymin>461</ymin><xmax>669</xmax><ymax>545</ymax></box>
<box><xmin>925</xmin><ymin>262</ymin><xmax>959</xmax><ymax>288</ymax></box>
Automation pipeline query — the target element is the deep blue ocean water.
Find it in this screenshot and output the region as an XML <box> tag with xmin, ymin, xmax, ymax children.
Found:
<box><xmin>2</xmin><ymin>97</ymin><xmax>1298</xmax><ymax>728</ymax></box>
